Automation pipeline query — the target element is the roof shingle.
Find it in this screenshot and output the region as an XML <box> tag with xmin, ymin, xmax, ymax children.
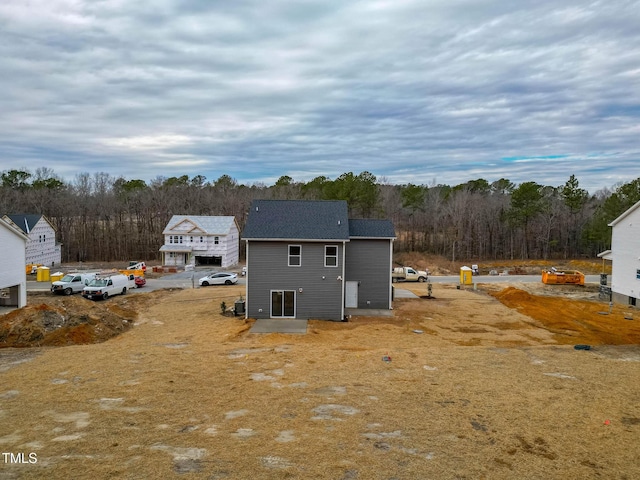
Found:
<box><xmin>348</xmin><ymin>219</ymin><xmax>396</xmax><ymax>238</ymax></box>
<box><xmin>4</xmin><ymin>214</ymin><xmax>42</xmax><ymax>234</ymax></box>
<box><xmin>163</xmin><ymin>216</ymin><xmax>237</xmax><ymax>235</ymax></box>
<box><xmin>242</xmin><ymin>200</ymin><xmax>350</xmax><ymax>240</ymax></box>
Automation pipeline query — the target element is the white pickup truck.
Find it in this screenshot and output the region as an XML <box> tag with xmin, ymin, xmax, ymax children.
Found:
<box><xmin>392</xmin><ymin>266</ymin><xmax>429</xmax><ymax>283</ymax></box>
<box><xmin>51</xmin><ymin>272</ymin><xmax>98</xmax><ymax>295</ymax></box>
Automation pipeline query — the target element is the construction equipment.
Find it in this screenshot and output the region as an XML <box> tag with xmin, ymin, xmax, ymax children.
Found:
<box><xmin>26</xmin><ymin>264</ymin><xmax>43</xmax><ymax>275</ymax></box>
<box><xmin>541</xmin><ymin>269</ymin><xmax>585</xmax><ymax>286</ymax></box>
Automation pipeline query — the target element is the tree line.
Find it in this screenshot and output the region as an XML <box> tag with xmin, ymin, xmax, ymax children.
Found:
<box><xmin>1</xmin><ymin>167</ymin><xmax>638</xmax><ymax>263</ymax></box>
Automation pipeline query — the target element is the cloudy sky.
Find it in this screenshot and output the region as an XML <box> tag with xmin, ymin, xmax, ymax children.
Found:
<box><xmin>1</xmin><ymin>0</ymin><xmax>639</xmax><ymax>192</ymax></box>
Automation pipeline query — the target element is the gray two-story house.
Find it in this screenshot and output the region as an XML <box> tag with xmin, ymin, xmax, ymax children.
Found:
<box><xmin>242</xmin><ymin>200</ymin><xmax>395</xmax><ymax>321</ymax></box>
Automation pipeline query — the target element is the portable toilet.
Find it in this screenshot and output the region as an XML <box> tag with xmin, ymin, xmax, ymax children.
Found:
<box><xmin>460</xmin><ymin>266</ymin><xmax>473</xmax><ymax>285</ymax></box>
<box><xmin>36</xmin><ymin>266</ymin><xmax>51</xmax><ymax>282</ymax></box>
<box><xmin>50</xmin><ymin>271</ymin><xmax>64</xmax><ymax>282</ymax></box>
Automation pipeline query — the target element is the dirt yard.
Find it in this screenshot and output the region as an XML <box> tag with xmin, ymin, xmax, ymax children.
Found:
<box><xmin>1</xmin><ymin>281</ymin><xmax>639</xmax><ymax>479</ymax></box>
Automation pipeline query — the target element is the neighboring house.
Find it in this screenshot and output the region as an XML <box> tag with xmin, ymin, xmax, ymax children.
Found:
<box><xmin>599</xmin><ymin>199</ymin><xmax>640</xmax><ymax>306</ymax></box>
<box><xmin>160</xmin><ymin>215</ymin><xmax>240</xmax><ymax>267</ymax></box>
<box><xmin>241</xmin><ymin>200</ymin><xmax>396</xmax><ymax>321</ymax></box>
<box><xmin>2</xmin><ymin>214</ymin><xmax>62</xmax><ymax>267</ymax></box>
<box><xmin>0</xmin><ymin>216</ymin><xmax>28</xmax><ymax>308</ymax></box>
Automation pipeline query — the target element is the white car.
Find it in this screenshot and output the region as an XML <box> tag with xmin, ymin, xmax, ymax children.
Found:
<box><xmin>199</xmin><ymin>272</ymin><xmax>238</xmax><ymax>286</ymax></box>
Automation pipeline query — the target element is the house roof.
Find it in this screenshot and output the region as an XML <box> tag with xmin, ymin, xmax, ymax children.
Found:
<box><xmin>609</xmin><ymin>199</ymin><xmax>640</xmax><ymax>227</ymax></box>
<box><xmin>348</xmin><ymin>219</ymin><xmax>396</xmax><ymax>239</ymax></box>
<box><xmin>242</xmin><ymin>200</ymin><xmax>350</xmax><ymax>241</ymax></box>
<box><xmin>3</xmin><ymin>214</ymin><xmax>43</xmax><ymax>234</ymax></box>
<box><xmin>163</xmin><ymin>215</ymin><xmax>238</xmax><ymax>235</ymax></box>
<box><xmin>0</xmin><ymin>217</ymin><xmax>29</xmax><ymax>241</ymax></box>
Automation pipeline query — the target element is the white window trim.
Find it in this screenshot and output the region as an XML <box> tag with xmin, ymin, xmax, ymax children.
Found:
<box><xmin>288</xmin><ymin>244</ymin><xmax>302</xmax><ymax>267</ymax></box>
<box><xmin>325</xmin><ymin>245</ymin><xmax>338</xmax><ymax>267</ymax></box>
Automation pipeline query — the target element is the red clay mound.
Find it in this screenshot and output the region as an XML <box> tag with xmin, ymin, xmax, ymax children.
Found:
<box><xmin>490</xmin><ymin>287</ymin><xmax>640</xmax><ymax>345</ymax></box>
<box><xmin>0</xmin><ymin>296</ymin><xmax>136</xmax><ymax>347</ymax></box>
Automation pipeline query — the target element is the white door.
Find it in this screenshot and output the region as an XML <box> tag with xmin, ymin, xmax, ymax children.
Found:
<box><xmin>345</xmin><ymin>281</ymin><xmax>358</xmax><ymax>308</ymax></box>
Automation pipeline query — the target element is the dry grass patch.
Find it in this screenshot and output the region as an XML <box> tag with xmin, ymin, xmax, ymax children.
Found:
<box><xmin>0</xmin><ymin>284</ymin><xmax>639</xmax><ymax>479</ymax></box>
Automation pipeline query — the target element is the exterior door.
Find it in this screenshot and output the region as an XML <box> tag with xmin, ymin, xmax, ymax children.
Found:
<box><xmin>345</xmin><ymin>281</ymin><xmax>358</xmax><ymax>308</ymax></box>
<box><xmin>271</xmin><ymin>290</ymin><xmax>296</xmax><ymax>318</ymax></box>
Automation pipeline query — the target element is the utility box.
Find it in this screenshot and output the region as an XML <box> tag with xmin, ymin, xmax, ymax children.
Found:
<box><xmin>460</xmin><ymin>266</ymin><xmax>473</xmax><ymax>285</ymax></box>
<box><xmin>36</xmin><ymin>266</ymin><xmax>51</xmax><ymax>282</ymax></box>
<box><xmin>234</xmin><ymin>299</ymin><xmax>246</xmax><ymax>316</ymax></box>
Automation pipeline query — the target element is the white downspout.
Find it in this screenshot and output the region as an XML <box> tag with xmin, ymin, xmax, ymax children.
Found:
<box><xmin>245</xmin><ymin>241</ymin><xmax>249</xmax><ymax>319</ymax></box>
<box><xmin>389</xmin><ymin>238</ymin><xmax>394</xmax><ymax>309</ymax></box>
<box><xmin>341</xmin><ymin>240</ymin><xmax>346</xmax><ymax>320</ymax></box>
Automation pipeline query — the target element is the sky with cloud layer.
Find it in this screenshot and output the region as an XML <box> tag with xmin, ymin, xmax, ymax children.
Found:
<box><xmin>1</xmin><ymin>0</ymin><xmax>639</xmax><ymax>192</ymax></box>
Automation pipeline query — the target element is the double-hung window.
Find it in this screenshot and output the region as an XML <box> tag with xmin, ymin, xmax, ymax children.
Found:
<box><xmin>288</xmin><ymin>245</ymin><xmax>301</xmax><ymax>266</ymax></box>
<box><xmin>325</xmin><ymin>245</ymin><xmax>338</xmax><ymax>267</ymax></box>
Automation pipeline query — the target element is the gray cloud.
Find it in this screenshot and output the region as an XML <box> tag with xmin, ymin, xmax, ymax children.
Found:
<box><xmin>1</xmin><ymin>0</ymin><xmax>639</xmax><ymax>193</ymax></box>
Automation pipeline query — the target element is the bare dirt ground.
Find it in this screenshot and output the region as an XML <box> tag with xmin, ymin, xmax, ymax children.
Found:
<box><xmin>394</xmin><ymin>252</ymin><xmax>611</xmax><ymax>276</ymax></box>
<box><xmin>1</xmin><ymin>276</ymin><xmax>639</xmax><ymax>479</ymax></box>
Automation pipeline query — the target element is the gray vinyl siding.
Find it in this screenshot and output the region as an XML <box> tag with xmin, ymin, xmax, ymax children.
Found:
<box><xmin>345</xmin><ymin>239</ymin><xmax>392</xmax><ymax>309</ymax></box>
<box><xmin>247</xmin><ymin>241</ymin><xmax>344</xmax><ymax>320</ymax></box>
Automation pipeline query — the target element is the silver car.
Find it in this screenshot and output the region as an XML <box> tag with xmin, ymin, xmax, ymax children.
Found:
<box><xmin>198</xmin><ymin>272</ymin><xmax>238</xmax><ymax>286</ymax></box>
